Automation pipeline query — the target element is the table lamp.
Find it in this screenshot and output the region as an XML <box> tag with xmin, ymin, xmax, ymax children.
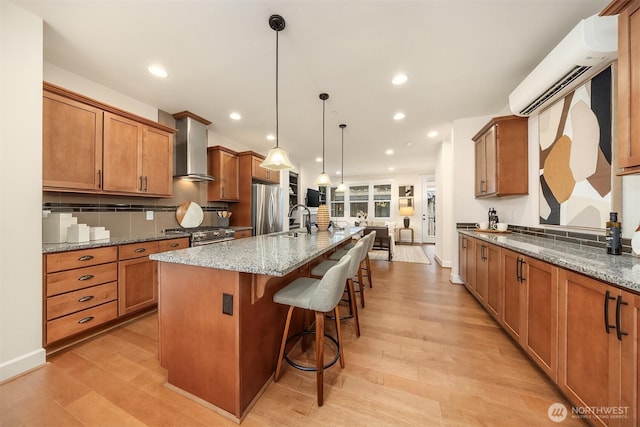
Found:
<box><xmin>399</xmin><ymin>206</ymin><xmax>414</xmax><ymax>228</ymax></box>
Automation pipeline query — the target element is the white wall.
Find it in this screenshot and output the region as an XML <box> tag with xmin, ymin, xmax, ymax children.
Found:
<box><xmin>435</xmin><ymin>139</ymin><xmax>453</xmax><ymax>269</ymax></box>
<box><xmin>0</xmin><ymin>2</ymin><xmax>46</xmax><ymax>381</ymax></box>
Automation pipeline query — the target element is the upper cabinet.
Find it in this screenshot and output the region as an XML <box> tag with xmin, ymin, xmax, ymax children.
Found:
<box><xmin>42</xmin><ymin>82</ymin><xmax>175</xmax><ymax>197</ymax></box>
<box><xmin>473</xmin><ymin>115</ymin><xmax>528</xmax><ymax>198</ymax></box>
<box><xmin>249</xmin><ymin>153</ymin><xmax>280</xmax><ymax>184</ymax></box>
<box><xmin>603</xmin><ymin>0</ymin><xmax>640</xmax><ymax>175</ymax></box>
<box><xmin>208</xmin><ymin>146</ymin><xmax>240</xmax><ymax>202</ymax></box>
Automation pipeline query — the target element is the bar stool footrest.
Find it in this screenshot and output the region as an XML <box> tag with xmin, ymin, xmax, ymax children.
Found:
<box><xmin>284</xmin><ymin>331</ymin><xmax>340</xmax><ymax>371</ymax></box>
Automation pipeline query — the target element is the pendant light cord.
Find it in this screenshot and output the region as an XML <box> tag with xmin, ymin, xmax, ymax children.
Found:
<box><xmin>341</xmin><ymin>126</ymin><xmax>344</xmax><ymax>178</ymax></box>
<box><xmin>275</xmin><ymin>29</ymin><xmax>279</xmax><ymax>149</ymax></box>
<box><xmin>322</xmin><ymin>98</ymin><xmax>326</xmax><ymax>173</ymax></box>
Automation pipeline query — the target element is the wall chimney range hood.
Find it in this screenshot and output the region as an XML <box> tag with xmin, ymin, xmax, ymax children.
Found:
<box><xmin>172</xmin><ymin>111</ymin><xmax>215</xmax><ymax>181</ymax></box>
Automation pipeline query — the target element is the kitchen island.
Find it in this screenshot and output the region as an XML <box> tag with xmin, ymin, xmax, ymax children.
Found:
<box><xmin>149</xmin><ymin>227</ymin><xmax>362</xmax><ymax>423</ymax></box>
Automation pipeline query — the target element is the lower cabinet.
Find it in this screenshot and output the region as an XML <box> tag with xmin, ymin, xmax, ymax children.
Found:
<box><xmin>459</xmin><ymin>235</ymin><xmax>476</xmax><ymax>292</ymax></box>
<box><xmin>43</xmin><ymin>237</ymin><xmax>189</xmax><ymax>348</ymax></box>
<box><xmin>118</xmin><ymin>241</ymin><xmax>159</xmax><ymax>316</ymax></box>
<box><xmin>234</xmin><ymin>229</ymin><xmax>252</xmax><ymax>239</ymax></box>
<box><xmin>501</xmin><ymin>248</ymin><xmax>558</xmax><ymax>380</ymax></box>
<box><xmin>558</xmin><ymin>269</ymin><xmax>637</xmax><ymax>427</ymax></box>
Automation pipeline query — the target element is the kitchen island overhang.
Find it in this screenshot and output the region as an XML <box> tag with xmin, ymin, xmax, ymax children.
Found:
<box><xmin>150</xmin><ymin>227</ymin><xmax>362</xmax><ymax>423</ymax></box>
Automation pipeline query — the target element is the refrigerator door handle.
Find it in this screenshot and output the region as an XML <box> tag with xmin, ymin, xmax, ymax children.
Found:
<box><xmin>268</xmin><ymin>191</ymin><xmax>275</xmax><ymax>232</ymax></box>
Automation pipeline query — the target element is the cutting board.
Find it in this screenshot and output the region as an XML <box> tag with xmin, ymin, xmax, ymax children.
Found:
<box><xmin>176</xmin><ymin>201</ymin><xmax>204</xmax><ymax>228</ymax></box>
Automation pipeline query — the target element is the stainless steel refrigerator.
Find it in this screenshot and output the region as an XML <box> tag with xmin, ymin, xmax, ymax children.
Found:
<box><xmin>252</xmin><ymin>183</ymin><xmax>284</xmax><ymax>235</ymax></box>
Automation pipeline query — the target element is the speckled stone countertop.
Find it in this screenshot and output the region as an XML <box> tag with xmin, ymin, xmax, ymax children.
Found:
<box><xmin>150</xmin><ymin>227</ymin><xmax>363</xmax><ymax>277</ymax></box>
<box><xmin>42</xmin><ymin>231</ymin><xmax>191</xmax><ymax>254</ymax></box>
<box><xmin>459</xmin><ymin>230</ymin><xmax>640</xmax><ymax>293</ymax></box>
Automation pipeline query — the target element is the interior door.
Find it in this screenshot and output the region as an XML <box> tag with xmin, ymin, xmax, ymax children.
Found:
<box><xmin>420</xmin><ymin>175</ymin><xmax>435</xmax><ymax>243</ymax></box>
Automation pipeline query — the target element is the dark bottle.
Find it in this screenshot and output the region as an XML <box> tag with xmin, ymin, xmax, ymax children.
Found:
<box><xmin>606</xmin><ymin>212</ymin><xmax>622</xmax><ymax>255</ymax></box>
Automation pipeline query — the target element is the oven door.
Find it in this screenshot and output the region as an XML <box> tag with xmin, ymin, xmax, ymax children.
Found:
<box><xmin>191</xmin><ymin>237</ymin><xmax>235</xmax><ymax>247</ymax></box>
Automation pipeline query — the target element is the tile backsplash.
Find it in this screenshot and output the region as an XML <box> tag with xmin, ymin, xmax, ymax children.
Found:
<box><xmin>43</xmin><ymin>179</ymin><xmax>228</xmax><ymax>237</ymax></box>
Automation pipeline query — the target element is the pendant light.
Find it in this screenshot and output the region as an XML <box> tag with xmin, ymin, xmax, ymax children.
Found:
<box><xmin>336</xmin><ymin>124</ymin><xmax>347</xmax><ymax>192</ymax></box>
<box><xmin>316</xmin><ymin>93</ymin><xmax>332</xmax><ymax>185</ymax></box>
<box><xmin>260</xmin><ymin>14</ymin><xmax>294</xmax><ymax>171</ymax></box>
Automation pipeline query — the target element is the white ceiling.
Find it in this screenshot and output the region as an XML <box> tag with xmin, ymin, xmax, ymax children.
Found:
<box><xmin>14</xmin><ymin>0</ymin><xmax>609</xmax><ymax>179</ymax></box>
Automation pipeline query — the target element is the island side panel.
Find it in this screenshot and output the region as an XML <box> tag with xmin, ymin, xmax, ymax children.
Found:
<box><xmin>238</xmin><ymin>264</ymin><xmax>310</xmax><ymax>413</ymax></box>
<box><xmin>158</xmin><ymin>262</ymin><xmax>240</xmax><ymax>417</ymax></box>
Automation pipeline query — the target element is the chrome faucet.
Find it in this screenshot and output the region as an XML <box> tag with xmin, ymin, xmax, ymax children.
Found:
<box><xmin>288</xmin><ymin>204</ymin><xmax>312</xmax><ymax>234</ymax></box>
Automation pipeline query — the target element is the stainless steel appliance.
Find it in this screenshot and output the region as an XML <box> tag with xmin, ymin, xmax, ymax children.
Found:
<box><xmin>164</xmin><ymin>226</ymin><xmax>235</xmax><ymax>246</ymax></box>
<box><xmin>252</xmin><ymin>183</ymin><xmax>283</xmax><ymax>235</ymax></box>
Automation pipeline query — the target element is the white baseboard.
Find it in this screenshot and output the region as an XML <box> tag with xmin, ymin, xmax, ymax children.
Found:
<box><xmin>434</xmin><ymin>254</ymin><xmax>451</xmax><ymax>268</ymax></box>
<box><xmin>450</xmin><ymin>273</ymin><xmax>464</xmax><ymax>284</ymax></box>
<box><xmin>0</xmin><ymin>348</ymin><xmax>46</xmax><ymax>382</ymax></box>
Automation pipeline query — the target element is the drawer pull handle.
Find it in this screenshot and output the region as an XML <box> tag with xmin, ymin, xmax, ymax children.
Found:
<box><xmin>603</xmin><ymin>290</ymin><xmax>616</xmax><ymax>334</ymax></box>
<box><xmin>78</xmin><ymin>316</ymin><xmax>94</xmax><ymax>324</ymax></box>
<box><xmin>78</xmin><ymin>255</ymin><xmax>94</xmax><ymax>261</ymax></box>
<box><xmin>615</xmin><ymin>295</ymin><xmax>629</xmax><ymax>341</ymax></box>
<box><xmin>78</xmin><ymin>275</ymin><xmax>94</xmax><ymax>281</ymax></box>
<box><xmin>170</xmin><ymin>243</ymin><xmax>179</xmax><ymax>247</ymax></box>
<box><xmin>134</xmin><ymin>248</ymin><xmax>146</xmax><ymax>253</ymax></box>
<box><xmin>78</xmin><ymin>295</ymin><xmax>94</xmax><ymax>303</ymax></box>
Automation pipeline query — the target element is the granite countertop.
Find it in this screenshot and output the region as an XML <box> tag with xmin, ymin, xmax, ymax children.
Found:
<box><xmin>459</xmin><ymin>230</ymin><xmax>640</xmax><ymax>292</ymax></box>
<box><xmin>150</xmin><ymin>227</ymin><xmax>363</xmax><ymax>277</ymax></box>
<box><xmin>42</xmin><ymin>231</ymin><xmax>191</xmax><ymax>254</ymax></box>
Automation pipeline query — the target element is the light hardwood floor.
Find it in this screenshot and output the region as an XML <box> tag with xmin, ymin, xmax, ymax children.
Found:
<box><xmin>1</xmin><ymin>246</ymin><xmax>585</xmax><ymax>426</ymax></box>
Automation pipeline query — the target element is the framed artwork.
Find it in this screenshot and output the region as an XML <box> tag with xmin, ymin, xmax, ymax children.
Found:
<box><xmin>539</xmin><ymin>66</ymin><xmax>612</xmax><ymax>228</ymax></box>
<box><xmin>399</xmin><ymin>185</ymin><xmax>414</xmax><ymax>198</ymax></box>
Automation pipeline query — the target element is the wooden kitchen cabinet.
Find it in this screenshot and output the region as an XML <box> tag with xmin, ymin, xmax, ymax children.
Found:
<box><xmin>42</xmin><ymin>82</ymin><xmax>175</xmax><ymax>197</ymax></box>
<box><xmin>43</xmin><ymin>91</ymin><xmax>103</xmax><ymax>191</ymax></box>
<box><xmin>234</xmin><ymin>229</ymin><xmax>252</xmax><ymax>239</ymax></box>
<box><xmin>473</xmin><ymin>115</ymin><xmax>528</xmax><ymax>197</ymax></box>
<box><xmin>103</xmin><ymin>112</ymin><xmax>173</xmax><ymax>196</ymax></box>
<box><xmin>501</xmin><ymin>248</ymin><xmax>558</xmax><ymax>381</ymax></box>
<box><xmin>603</xmin><ymin>0</ymin><xmax>640</xmax><ymax>175</ymax></box>
<box><xmin>43</xmin><ymin>246</ymin><xmax>118</xmax><ymax>345</ymax></box>
<box><xmin>558</xmin><ymin>269</ymin><xmax>637</xmax><ymax>426</ymax></box>
<box><xmin>208</xmin><ymin>146</ymin><xmax>240</xmax><ymax>201</ymax></box>
<box><xmin>481</xmin><ymin>242</ymin><xmax>502</xmax><ymax>319</ymax></box>
<box><xmin>459</xmin><ymin>234</ymin><xmax>476</xmax><ymax>292</ymax></box>
<box><xmin>251</xmin><ymin>153</ymin><xmax>280</xmax><ymax>184</ymax></box>
<box><xmin>118</xmin><ymin>241</ymin><xmax>159</xmax><ymax>316</ymax></box>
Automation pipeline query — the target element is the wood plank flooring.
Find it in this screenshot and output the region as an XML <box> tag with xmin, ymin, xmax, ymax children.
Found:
<box><xmin>1</xmin><ymin>245</ymin><xmax>585</xmax><ymax>426</ymax></box>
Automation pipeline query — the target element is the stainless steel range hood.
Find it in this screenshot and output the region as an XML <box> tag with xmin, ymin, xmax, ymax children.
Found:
<box><xmin>172</xmin><ymin>111</ymin><xmax>215</xmax><ymax>181</ymax></box>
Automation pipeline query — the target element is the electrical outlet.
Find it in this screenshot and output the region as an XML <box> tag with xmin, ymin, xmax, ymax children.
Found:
<box><xmin>146</xmin><ymin>210</ymin><xmax>154</xmax><ymax>220</ymax></box>
<box><xmin>223</xmin><ymin>293</ymin><xmax>233</xmax><ymax>316</ymax></box>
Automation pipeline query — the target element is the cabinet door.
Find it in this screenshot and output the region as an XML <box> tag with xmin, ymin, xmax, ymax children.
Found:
<box><xmin>486</xmin><ymin>243</ymin><xmax>501</xmax><ymax>319</ymax></box>
<box><xmin>209</xmin><ymin>148</ymin><xmax>240</xmax><ymax>201</ymax></box>
<box><xmin>484</xmin><ymin>126</ymin><xmax>497</xmax><ymax>194</ymax></box>
<box><xmin>502</xmin><ymin>249</ymin><xmax>522</xmax><ymax>340</ymax></box>
<box><xmin>142</xmin><ymin>127</ymin><xmax>173</xmax><ymax>196</ymax></box>
<box><xmin>252</xmin><ymin>156</ymin><xmax>269</xmax><ymax>181</ymax></box>
<box><xmin>617</xmin><ymin>0</ymin><xmax>640</xmax><ymax>173</ymax></box>
<box><xmin>118</xmin><ymin>256</ymin><xmax>157</xmax><ymax>316</ymax></box>
<box><xmin>475</xmin><ymin>243</ymin><xmax>488</xmax><ymax>301</ymax></box>
<box><xmin>103</xmin><ymin>112</ymin><xmax>142</xmax><ymax>193</ymax></box>
<box><xmin>43</xmin><ymin>92</ymin><xmax>103</xmax><ymax>191</ymax></box>
<box><xmin>558</xmin><ymin>269</ymin><xmax>623</xmax><ymax>426</ymax></box>
<box><xmin>522</xmin><ymin>257</ymin><xmax>558</xmax><ymax>381</ymax></box>
<box><xmin>459</xmin><ymin>235</ymin><xmax>469</xmax><ymax>284</ymax></box>
<box><xmin>474</xmin><ymin>138</ymin><xmax>487</xmax><ymax>197</ymax></box>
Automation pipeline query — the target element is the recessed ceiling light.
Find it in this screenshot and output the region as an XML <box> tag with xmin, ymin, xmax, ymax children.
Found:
<box><xmin>392</xmin><ymin>73</ymin><xmax>408</xmax><ymax>85</ymax></box>
<box><xmin>428</xmin><ymin>130</ymin><xmax>438</xmax><ymax>138</ymax></box>
<box><xmin>336</xmin><ymin>171</ymin><xmax>341</xmax><ymax>175</ymax></box>
<box><xmin>148</xmin><ymin>65</ymin><xmax>168</xmax><ymax>78</ymax></box>
<box><xmin>266</xmin><ymin>134</ymin><xmax>276</xmax><ymax>141</ymax></box>
<box><xmin>229</xmin><ymin>112</ymin><xmax>242</xmax><ymax>120</ymax></box>
<box><xmin>385</xmin><ymin>149</ymin><xmax>394</xmax><ymax>155</ymax></box>
<box><xmin>316</xmin><ymin>157</ymin><xmax>323</xmax><ymax>163</ymax></box>
<box><xmin>406</xmin><ymin>141</ymin><xmax>413</xmax><ymax>147</ymax></box>
<box><xmin>393</xmin><ymin>112</ymin><xmax>405</xmax><ymax>121</ymax></box>
<box><xmin>388</xmin><ymin>166</ymin><xmax>395</xmax><ymax>171</ymax></box>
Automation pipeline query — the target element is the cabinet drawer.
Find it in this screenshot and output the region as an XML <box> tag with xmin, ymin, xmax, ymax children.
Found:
<box><xmin>46</xmin><ymin>301</ymin><xmax>118</xmax><ymax>345</ymax></box>
<box><xmin>119</xmin><ymin>241</ymin><xmax>159</xmax><ymax>260</ymax></box>
<box><xmin>47</xmin><ymin>282</ymin><xmax>117</xmax><ymax>320</ymax></box>
<box><xmin>46</xmin><ymin>246</ymin><xmax>118</xmax><ymax>273</ymax></box>
<box><xmin>158</xmin><ymin>237</ymin><xmax>189</xmax><ymax>252</ymax></box>
<box><xmin>46</xmin><ymin>262</ymin><xmax>118</xmax><ymax>296</ymax></box>
<box><xmin>234</xmin><ymin>230</ymin><xmax>252</xmax><ymax>239</ymax></box>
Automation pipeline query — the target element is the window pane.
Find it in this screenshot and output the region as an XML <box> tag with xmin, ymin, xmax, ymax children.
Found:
<box><xmin>330</xmin><ymin>186</ymin><xmax>344</xmax><ymax>202</ymax></box>
<box><xmin>331</xmin><ymin>203</ymin><xmax>344</xmax><ymax>217</ymax></box>
<box><xmin>374</xmin><ymin>201</ymin><xmax>390</xmax><ymax>217</ymax></box>
<box><xmin>373</xmin><ymin>184</ymin><xmax>391</xmax><ymax>200</ymax></box>
<box><xmin>349</xmin><ymin>185</ymin><xmax>368</xmax><ymax>201</ymax></box>
<box><xmin>350</xmin><ymin>202</ymin><xmax>368</xmax><ymax>217</ymax></box>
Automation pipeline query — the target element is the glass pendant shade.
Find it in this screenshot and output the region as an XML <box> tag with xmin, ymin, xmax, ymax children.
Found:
<box><xmin>316</xmin><ymin>172</ymin><xmax>332</xmax><ymax>186</ymax></box>
<box><xmin>336</xmin><ymin>181</ymin><xmax>347</xmax><ymax>192</ymax></box>
<box><xmin>260</xmin><ymin>147</ymin><xmax>294</xmax><ymax>170</ymax></box>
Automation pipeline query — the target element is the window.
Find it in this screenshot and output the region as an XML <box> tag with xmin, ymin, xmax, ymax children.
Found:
<box><xmin>330</xmin><ymin>186</ymin><xmax>344</xmax><ymax>217</ymax></box>
<box><xmin>373</xmin><ymin>184</ymin><xmax>391</xmax><ymax>217</ymax></box>
<box><xmin>349</xmin><ymin>185</ymin><xmax>369</xmax><ymax>217</ymax></box>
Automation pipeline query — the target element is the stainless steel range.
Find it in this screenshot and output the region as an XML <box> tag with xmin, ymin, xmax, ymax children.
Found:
<box><xmin>164</xmin><ymin>226</ymin><xmax>235</xmax><ymax>246</ymax></box>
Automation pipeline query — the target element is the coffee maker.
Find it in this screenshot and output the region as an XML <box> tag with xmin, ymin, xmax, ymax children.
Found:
<box><xmin>488</xmin><ymin>208</ymin><xmax>499</xmax><ymax>230</ymax></box>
